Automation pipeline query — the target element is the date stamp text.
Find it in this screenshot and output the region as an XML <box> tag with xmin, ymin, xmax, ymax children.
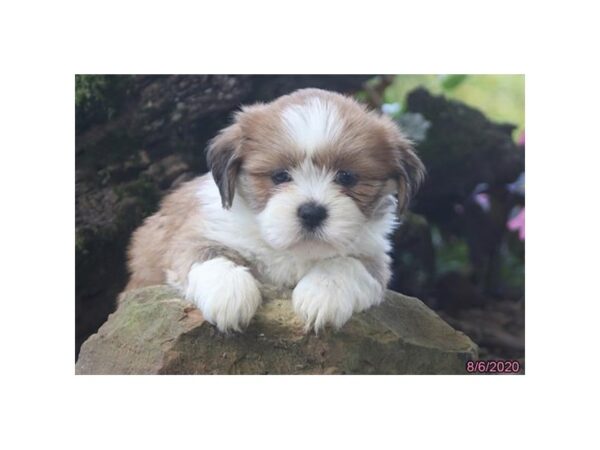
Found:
<box><xmin>466</xmin><ymin>359</ymin><xmax>521</xmax><ymax>374</ymax></box>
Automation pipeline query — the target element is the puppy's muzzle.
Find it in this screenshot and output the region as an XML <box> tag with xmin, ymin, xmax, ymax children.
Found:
<box><xmin>297</xmin><ymin>201</ymin><xmax>328</xmax><ymax>230</ymax></box>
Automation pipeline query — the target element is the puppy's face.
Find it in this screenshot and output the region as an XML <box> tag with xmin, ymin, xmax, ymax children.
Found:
<box><xmin>207</xmin><ymin>89</ymin><xmax>424</xmax><ymax>254</ymax></box>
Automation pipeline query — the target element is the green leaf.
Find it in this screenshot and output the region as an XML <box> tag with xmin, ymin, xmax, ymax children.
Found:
<box><xmin>440</xmin><ymin>74</ymin><xmax>468</xmax><ymax>91</ymax></box>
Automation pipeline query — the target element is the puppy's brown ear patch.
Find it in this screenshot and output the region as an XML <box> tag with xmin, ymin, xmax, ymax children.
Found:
<box><xmin>206</xmin><ymin>123</ymin><xmax>243</xmax><ymax>209</ymax></box>
<box><xmin>395</xmin><ymin>142</ymin><xmax>426</xmax><ymax>215</ymax></box>
<box><xmin>386</xmin><ymin>122</ymin><xmax>426</xmax><ymax>215</ymax></box>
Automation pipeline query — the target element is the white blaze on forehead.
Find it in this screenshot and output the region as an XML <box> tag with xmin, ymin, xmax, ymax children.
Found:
<box><xmin>290</xmin><ymin>160</ymin><xmax>334</xmax><ymax>203</ymax></box>
<box><xmin>281</xmin><ymin>97</ymin><xmax>343</xmax><ymax>154</ymax></box>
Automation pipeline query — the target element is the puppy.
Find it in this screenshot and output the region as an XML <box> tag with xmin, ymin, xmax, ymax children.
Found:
<box><xmin>126</xmin><ymin>88</ymin><xmax>424</xmax><ymax>333</ymax></box>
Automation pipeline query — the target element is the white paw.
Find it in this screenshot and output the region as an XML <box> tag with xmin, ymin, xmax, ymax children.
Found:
<box><xmin>292</xmin><ymin>257</ymin><xmax>383</xmax><ymax>332</ymax></box>
<box><xmin>185</xmin><ymin>257</ymin><xmax>262</xmax><ymax>332</ymax></box>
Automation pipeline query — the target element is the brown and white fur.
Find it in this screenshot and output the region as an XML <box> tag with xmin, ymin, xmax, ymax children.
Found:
<box><xmin>126</xmin><ymin>88</ymin><xmax>425</xmax><ymax>333</ymax></box>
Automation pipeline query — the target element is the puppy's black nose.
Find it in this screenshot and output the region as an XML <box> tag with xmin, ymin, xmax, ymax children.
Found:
<box><xmin>297</xmin><ymin>202</ymin><xmax>328</xmax><ymax>230</ymax></box>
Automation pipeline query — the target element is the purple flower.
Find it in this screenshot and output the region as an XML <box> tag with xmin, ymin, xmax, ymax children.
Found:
<box><xmin>507</xmin><ymin>173</ymin><xmax>525</xmax><ymax>196</ymax></box>
<box><xmin>507</xmin><ymin>207</ymin><xmax>525</xmax><ymax>240</ymax></box>
<box><xmin>474</xmin><ymin>193</ymin><xmax>491</xmax><ymax>212</ymax></box>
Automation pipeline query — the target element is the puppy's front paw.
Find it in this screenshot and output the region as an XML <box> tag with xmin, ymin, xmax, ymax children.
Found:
<box><xmin>185</xmin><ymin>257</ymin><xmax>261</xmax><ymax>333</ymax></box>
<box><xmin>292</xmin><ymin>257</ymin><xmax>383</xmax><ymax>333</ymax></box>
<box><xmin>292</xmin><ymin>275</ymin><xmax>353</xmax><ymax>333</ymax></box>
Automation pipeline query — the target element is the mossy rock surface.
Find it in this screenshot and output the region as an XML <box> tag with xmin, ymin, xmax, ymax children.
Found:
<box><xmin>76</xmin><ymin>285</ymin><xmax>477</xmax><ymax>375</ymax></box>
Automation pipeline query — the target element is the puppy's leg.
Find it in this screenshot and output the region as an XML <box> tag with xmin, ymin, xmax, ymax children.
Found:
<box><xmin>168</xmin><ymin>243</ymin><xmax>262</xmax><ymax>333</ymax></box>
<box><xmin>292</xmin><ymin>256</ymin><xmax>385</xmax><ymax>332</ymax></box>
<box><xmin>184</xmin><ymin>257</ymin><xmax>262</xmax><ymax>332</ymax></box>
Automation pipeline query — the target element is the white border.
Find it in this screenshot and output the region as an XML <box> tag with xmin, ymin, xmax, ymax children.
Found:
<box><xmin>2</xmin><ymin>1</ymin><xmax>599</xmax><ymax>448</ymax></box>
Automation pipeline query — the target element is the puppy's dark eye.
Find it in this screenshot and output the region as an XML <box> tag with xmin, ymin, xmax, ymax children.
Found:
<box><xmin>271</xmin><ymin>170</ymin><xmax>292</xmax><ymax>185</ymax></box>
<box><xmin>334</xmin><ymin>170</ymin><xmax>358</xmax><ymax>187</ymax></box>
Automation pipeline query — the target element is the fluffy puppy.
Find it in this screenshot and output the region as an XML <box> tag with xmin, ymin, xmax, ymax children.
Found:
<box><xmin>126</xmin><ymin>88</ymin><xmax>425</xmax><ymax>333</ymax></box>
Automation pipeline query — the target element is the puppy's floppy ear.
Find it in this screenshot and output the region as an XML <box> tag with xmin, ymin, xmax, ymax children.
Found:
<box><xmin>206</xmin><ymin>122</ymin><xmax>243</xmax><ymax>209</ymax></box>
<box><xmin>390</xmin><ymin>128</ymin><xmax>426</xmax><ymax>215</ymax></box>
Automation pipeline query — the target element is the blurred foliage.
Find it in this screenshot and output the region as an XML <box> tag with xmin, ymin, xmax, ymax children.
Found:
<box><xmin>499</xmin><ymin>239</ymin><xmax>525</xmax><ymax>290</ymax></box>
<box><xmin>76</xmin><ymin>75</ymin><xmax>132</xmax><ymax>133</ymax></box>
<box><xmin>431</xmin><ymin>226</ymin><xmax>472</xmax><ymax>275</ymax></box>
<box><xmin>383</xmin><ymin>75</ymin><xmax>524</xmax><ymax>137</ymax></box>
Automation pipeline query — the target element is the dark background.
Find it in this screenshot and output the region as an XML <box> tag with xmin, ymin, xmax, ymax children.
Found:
<box><xmin>75</xmin><ymin>75</ymin><xmax>525</xmax><ymax>364</ymax></box>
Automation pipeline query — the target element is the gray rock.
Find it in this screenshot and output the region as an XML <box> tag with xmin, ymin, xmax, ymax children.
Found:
<box><xmin>76</xmin><ymin>285</ymin><xmax>478</xmax><ymax>375</ymax></box>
